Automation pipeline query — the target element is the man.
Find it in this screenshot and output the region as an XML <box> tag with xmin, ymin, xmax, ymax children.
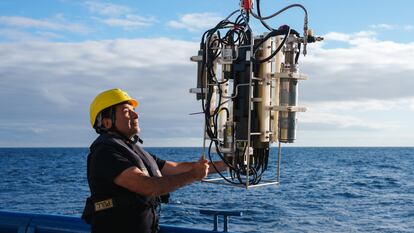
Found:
<box><xmin>82</xmin><ymin>88</ymin><xmax>226</xmax><ymax>233</ymax></box>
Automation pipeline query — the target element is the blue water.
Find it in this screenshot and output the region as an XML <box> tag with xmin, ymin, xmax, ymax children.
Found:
<box><xmin>0</xmin><ymin>147</ymin><xmax>413</xmax><ymax>232</ymax></box>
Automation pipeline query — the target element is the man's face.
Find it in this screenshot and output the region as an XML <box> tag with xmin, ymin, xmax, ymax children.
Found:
<box><xmin>114</xmin><ymin>102</ymin><xmax>140</xmax><ymax>138</ymax></box>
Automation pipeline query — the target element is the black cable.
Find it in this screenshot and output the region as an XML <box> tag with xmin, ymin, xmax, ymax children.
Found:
<box><xmin>251</xmin><ymin>26</ymin><xmax>290</xmax><ymax>64</ymax></box>
<box><xmin>251</xmin><ymin>3</ymin><xmax>308</xmax><ymax>21</ymax></box>
<box><xmin>207</xmin><ymin>140</ymin><xmax>240</xmax><ymax>185</ymax></box>
<box><xmin>256</xmin><ymin>0</ymin><xmax>273</xmax><ymax>31</ymax></box>
<box><xmin>201</xmin><ymin>10</ymin><xmax>250</xmax><ymax>142</ymax></box>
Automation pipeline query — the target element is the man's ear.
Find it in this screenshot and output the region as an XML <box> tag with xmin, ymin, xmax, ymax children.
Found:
<box><xmin>102</xmin><ymin>118</ymin><xmax>112</xmax><ymax>129</ymax></box>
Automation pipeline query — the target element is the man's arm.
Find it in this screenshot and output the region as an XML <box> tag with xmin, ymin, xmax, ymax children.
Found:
<box><xmin>161</xmin><ymin>159</ymin><xmax>228</xmax><ymax>176</ymax></box>
<box><xmin>207</xmin><ymin>160</ymin><xmax>228</xmax><ymax>174</ymax></box>
<box><xmin>114</xmin><ymin>157</ymin><xmax>209</xmax><ymax>197</ymax></box>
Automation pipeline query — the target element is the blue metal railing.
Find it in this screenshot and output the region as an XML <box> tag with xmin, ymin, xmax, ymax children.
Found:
<box><xmin>0</xmin><ymin>210</ymin><xmax>242</xmax><ymax>233</ymax></box>
<box><xmin>199</xmin><ymin>210</ymin><xmax>243</xmax><ymax>232</ymax></box>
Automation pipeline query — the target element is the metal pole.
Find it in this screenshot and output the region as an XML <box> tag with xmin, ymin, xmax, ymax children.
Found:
<box><xmin>202</xmin><ymin>38</ymin><xmax>209</xmax><ymax>160</ymax></box>
<box><xmin>224</xmin><ymin>215</ymin><xmax>229</xmax><ymax>232</ymax></box>
<box><xmin>277</xmin><ymin>141</ymin><xmax>281</xmax><ymax>183</ymax></box>
<box><xmin>246</xmin><ymin>30</ymin><xmax>254</xmax><ymax>189</ymax></box>
<box><xmin>213</xmin><ymin>214</ymin><xmax>218</xmax><ymax>231</ymax></box>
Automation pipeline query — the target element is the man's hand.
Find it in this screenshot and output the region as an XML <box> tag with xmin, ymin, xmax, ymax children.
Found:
<box><xmin>190</xmin><ymin>156</ymin><xmax>209</xmax><ymax>181</ymax></box>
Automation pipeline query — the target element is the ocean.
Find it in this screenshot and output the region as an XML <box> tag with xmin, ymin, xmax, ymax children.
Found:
<box><xmin>0</xmin><ymin>147</ymin><xmax>413</xmax><ymax>232</ymax></box>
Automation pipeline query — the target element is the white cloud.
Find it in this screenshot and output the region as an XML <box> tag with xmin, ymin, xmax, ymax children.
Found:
<box><xmin>0</xmin><ymin>38</ymin><xmax>199</xmax><ymax>146</ymax></box>
<box><xmin>84</xmin><ymin>2</ymin><xmax>155</xmax><ymax>29</ymax></box>
<box><xmin>293</xmin><ymin>30</ymin><xmax>414</xmax><ymax>136</ymax></box>
<box><xmin>354</xmin><ymin>30</ymin><xmax>377</xmax><ymax>38</ymax></box>
<box><xmin>85</xmin><ymin>1</ymin><xmax>131</xmax><ymax>16</ymax></box>
<box><xmin>370</xmin><ymin>23</ymin><xmax>414</xmax><ymax>31</ymax></box>
<box><xmin>403</xmin><ymin>25</ymin><xmax>414</xmax><ymax>31</ymax></box>
<box><xmin>167</xmin><ymin>13</ymin><xmax>222</xmax><ymax>31</ymax></box>
<box><xmin>304</xmin><ymin>98</ymin><xmax>414</xmax><ymax>112</ymax></box>
<box><xmin>99</xmin><ymin>15</ymin><xmax>155</xmax><ymax>29</ymax></box>
<box><xmin>322</xmin><ymin>32</ymin><xmax>348</xmax><ymax>42</ymax></box>
<box><xmin>299</xmin><ymin>98</ymin><xmax>413</xmax><ymax>131</ymax></box>
<box><xmin>0</xmin><ymin>29</ymin><xmax>47</xmax><ymax>42</ymax></box>
<box><xmin>301</xmin><ymin>112</ymin><xmax>398</xmax><ymax>131</ymax></box>
<box><xmin>301</xmin><ymin>31</ymin><xmax>414</xmax><ymax>101</ymax></box>
<box><xmin>370</xmin><ymin>24</ymin><xmax>396</xmax><ymax>30</ymax></box>
<box><xmin>0</xmin><ymin>16</ymin><xmax>87</xmax><ymax>33</ymax></box>
<box><xmin>35</xmin><ymin>31</ymin><xmax>65</xmax><ymax>40</ymax></box>
<box><xmin>323</xmin><ymin>31</ymin><xmax>376</xmax><ymax>43</ymax></box>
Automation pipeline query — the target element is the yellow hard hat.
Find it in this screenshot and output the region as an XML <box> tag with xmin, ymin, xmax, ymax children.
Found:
<box><xmin>89</xmin><ymin>88</ymin><xmax>138</xmax><ymax>127</ymax></box>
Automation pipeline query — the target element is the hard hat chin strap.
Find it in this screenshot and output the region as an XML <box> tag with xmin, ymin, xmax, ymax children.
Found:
<box><xmin>110</xmin><ymin>130</ymin><xmax>143</xmax><ymax>145</ymax></box>
<box><xmin>134</xmin><ymin>135</ymin><xmax>144</xmax><ymax>144</ymax></box>
<box><xmin>109</xmin><ymin>107</ymin><xmax>117</xmax><ymax>131</ymax></box>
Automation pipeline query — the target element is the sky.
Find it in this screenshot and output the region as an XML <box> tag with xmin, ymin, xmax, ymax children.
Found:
<box><xmin>0</xmin><ymin>0</ymin><xmax>413</xmax><ymax>147</ymax></box>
